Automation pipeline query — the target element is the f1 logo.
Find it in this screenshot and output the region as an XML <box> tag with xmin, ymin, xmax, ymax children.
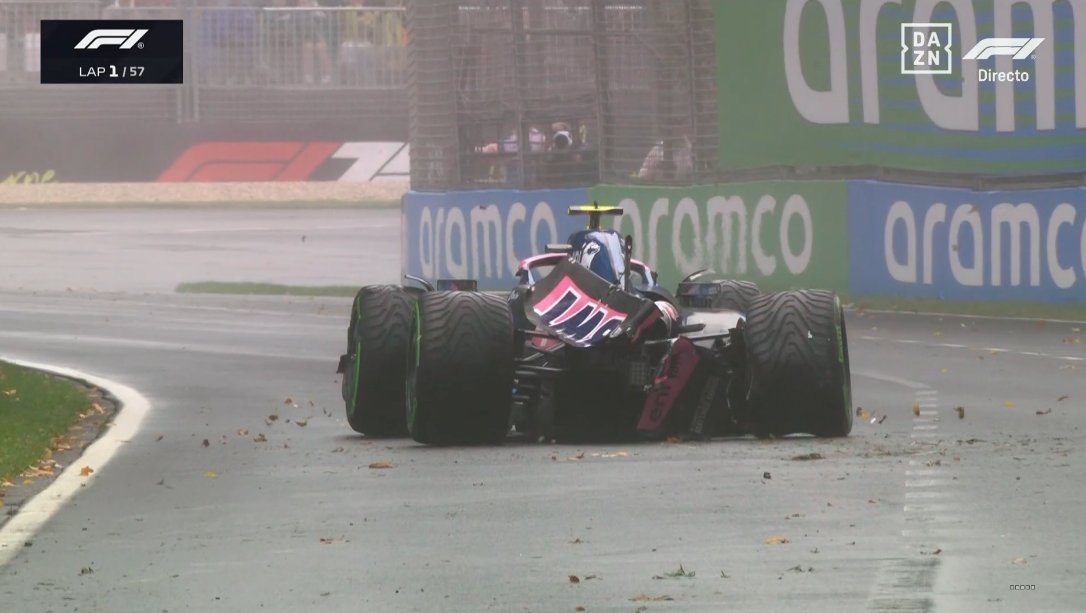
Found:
<box><xmin>157</xmin><ymin>142</ymin><xmax>339</xmax><ymax>182</ymax></box>
<box><xmin>74</xmin><ymin>28</ymin><xmax>148</xmax><ymax>50</ymax></box>
<box><xmin>900</xmin><ymin>22</ymin><xmax>953</xmax><ymax>75</ymax></box>
<box><xmin>963</xmin><ymin>38</ymin><xmax>1044</xmax><ymax>61</ymax></box>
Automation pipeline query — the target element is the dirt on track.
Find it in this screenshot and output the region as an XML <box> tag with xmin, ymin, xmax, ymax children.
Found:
<box><xmin>0</xmin><ymin>181</ymin><xmax>409</xmax><ymax>205</ymax></box>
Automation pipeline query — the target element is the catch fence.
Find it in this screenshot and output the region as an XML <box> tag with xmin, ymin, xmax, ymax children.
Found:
<box><xmin>406</xmin><ymin>0</ymin><xmax>718</xmax><ymax>190</ymax></box>
<box><xmin>2</xmin><ymin>0</ymin><xmax>718</xmax><ymax>188</ymax></box>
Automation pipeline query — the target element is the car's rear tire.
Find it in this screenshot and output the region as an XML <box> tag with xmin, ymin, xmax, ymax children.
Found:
<box><xmin>406</xmin><ymin>291</ymin><xmax>515</xmax><ymax>445</ymax></box>
<box><xmin>709</xmin><ymin>280</ymin><xmax>760</xmax><ymax>312</ymax></box>
<box><xmin>342</xmin><ymin>285</ymin><xmax>415</xmax><ymax>436</ymax></box>
<box><xmin>743</xmin><ymin>289</ymin><xmax>852</xmax><ymax>437</ymax></box>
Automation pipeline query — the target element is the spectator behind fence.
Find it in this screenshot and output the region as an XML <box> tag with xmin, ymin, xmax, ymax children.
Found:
<box><xmin>339</xmin><ymin>0</ymin><xmax>405</xmax><ymax>86</ymax></box>
<box><xmin>296</xmin><ymin>0</ymin><xmax>333</xmax><ymax>85</ymax></box>
<box><xmin>263</xmin><ymin>0</ymin><xmax>295</xmax><ymax>84</ymax></box>
<box><xmin>542</xmin><ymin>121</ymin><xmax>598</xmax><ymax>185</ymax></box>
<box><xmin>338</xmin><ymin>0</ymin><xmax>375</xmax><ymax>86</ymax></box>
<box><xmin>200</xmin><ymin>0</ymin><xmax>256</xmax><ymax>85</ymax></box>
<box><xmin>477</xmin><ymin>126</ymin><xmax>545</xmax><ymax>154</ymax></box>
<box><xmin>541</xmin><ymin>122</ymin><xmax>573</xmax><ymax>185</ymax></box>
<box><xmin>476</xmin><ymin>126</ymin><xmax>545</xmax><ymax>185</ymax></box>
<box><xmin>637</xmin><ymin>132</ymin><xmax>692</xmax><ymax>182</ymax></box>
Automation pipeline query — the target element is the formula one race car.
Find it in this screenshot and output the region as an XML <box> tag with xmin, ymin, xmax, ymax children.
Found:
<box><xmin>337</xmin><ymin>204</ymin><xmax>852</xmax><ymax>444</ymax></box>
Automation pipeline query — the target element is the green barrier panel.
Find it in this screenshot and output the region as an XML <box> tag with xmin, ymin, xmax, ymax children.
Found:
<box><xmin>589</xmin><ymin>181</ymin><xmax>849</xmax><ymax>293</ymax></box>
<box><xmin>712</xmin><ymin>0</ymin><xmax>1086</xmax><ymax>175</ymax></box>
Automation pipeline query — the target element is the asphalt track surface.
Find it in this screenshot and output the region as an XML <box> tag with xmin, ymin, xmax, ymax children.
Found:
<box><xmin>0</xmin><ymin>208</ymin><xmax>1083</xmax><ymax>612</ymax></box>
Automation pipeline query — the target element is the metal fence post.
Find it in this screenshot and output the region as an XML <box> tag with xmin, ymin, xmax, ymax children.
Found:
<box><xmin>648</xmin><ymin>1</ymin><xmax>670</xmax><ymax>182</ymax></box>
<box><xmin>406</xmin><ymin>0</ymin><xmax>460</xmax><ymax>189</ymax></box>
<box><xmin>684</xmin><ymin>0</ymin><xmax>699</xmax><ymax>181</ymax></box>
<box><xmin>589</xmin><ymin>0</ymin><xmax>609</xmax><ymax>184</ymax></box>
<box><xmin>511</xmin><ymin>0</ymin><xmax>528</xmax><ymax>188</ymax></box>
<box><xmin>194</xmin><ymin>0</ymin><xmax>200</xmax><ymax>122</ymax></box>
<box><xmin>185</xmin><ymin>0</ymin><xmax>196</xmax><ymax>122</ymax></box>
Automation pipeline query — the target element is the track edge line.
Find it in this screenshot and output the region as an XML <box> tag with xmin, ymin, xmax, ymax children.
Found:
<box><xmin>0</xmin><ymin>357</ymin><xmax>151</xmax><ymax>567</ymax></box>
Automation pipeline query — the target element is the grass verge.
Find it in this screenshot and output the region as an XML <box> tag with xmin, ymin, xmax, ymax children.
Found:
<box><xmin>847</xmin><ymin>295</ymin><xmax>1086</xmax><ymax>322</ymax></box>
<box><xmin>0</xmin><ymin>361</ymin><xmax>93</xmax><ymax>483</ymax></box>
<box><xmin>177</xmin><ymin>281</ymin><xmax>358</xmax><ymax>298</ymax></box>
<box><xmin>0</xmin><ymin>199</ymin><xmax>399</xmax><ymax>209</ymax></box>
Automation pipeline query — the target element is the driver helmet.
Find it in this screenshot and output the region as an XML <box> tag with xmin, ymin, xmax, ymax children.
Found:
<box><xmin>570</xmin><ymin>230</ymin><xmax>626</xmax><ymax>290</ymax></box>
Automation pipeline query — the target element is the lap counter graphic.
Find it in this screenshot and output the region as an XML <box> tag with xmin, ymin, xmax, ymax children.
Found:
<box><xmin>39</xmin><ymin>20</ymin><xmax>183</xmax><ymax>84</ymax></box>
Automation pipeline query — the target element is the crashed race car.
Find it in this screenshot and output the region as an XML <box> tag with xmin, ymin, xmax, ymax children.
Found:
<box><xmin>338</xmin><ymin>204</ymin><xmax>852</xmax><ymax>444</ymax></box>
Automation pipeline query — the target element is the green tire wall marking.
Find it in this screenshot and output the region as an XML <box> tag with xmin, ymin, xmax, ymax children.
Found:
<box><xmin>414</xmin><ymin>302</ymin><xmax>421</xmax><ymax>367</ymax></box>
<box><xmin>349</xmin><ymin>337</ymin><xmax>363</xmax><ymax>418</ymax></box>
<box><xmin>835</xmin><ymin>295</ymin><xmax>852</xmax><ymax>424</ymax></box>
<box><xmin>406</xmin><ymin>302</ymin><xmax>421</xmax><ymax>432</ymax></box>
<box><xmin>347</xmin><ymin>296</ymin><xmax>364</xmax><ymax>419</ymax></box>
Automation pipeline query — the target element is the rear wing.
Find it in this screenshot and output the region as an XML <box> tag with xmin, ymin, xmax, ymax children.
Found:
<box><xmin>568</xmin><ymin>203</ymin><xmax>623</xmax><ymax>230</ymax></box>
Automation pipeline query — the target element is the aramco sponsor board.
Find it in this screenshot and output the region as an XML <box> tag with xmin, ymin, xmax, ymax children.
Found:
<box><xmin>402</xmin><ymin>189</ymin><xmax>589</xmax><ymax>287</ymax></box>
<box><xmin>849</xmin><ymin>182</ymin><xmax>1086</xmax><ymax>302</ymax></box>
<box><xmin>401</xmin><ymin>182</ymin><xmax>850</xmax><ymax>291</ymax></box>
<box><xmin>593</xmin><ymin>183</ymin><xmax>849</xmax><ymax>292</ymax></box>
<box><xmin>403</xmin><ymin>182</ymin><xmax>1086</xmax><ymax>304</ymax></box>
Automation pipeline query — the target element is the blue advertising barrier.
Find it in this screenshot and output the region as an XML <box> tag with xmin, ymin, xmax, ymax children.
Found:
<box><xmin>849</xmin><ymin>181</ymin><xmax>1086</xmax><ymax>302</ymax></box>
<box><xmin>402</xmin><ymin>188</ymin><xmax>588</xmax><ymax>289</ymax></box>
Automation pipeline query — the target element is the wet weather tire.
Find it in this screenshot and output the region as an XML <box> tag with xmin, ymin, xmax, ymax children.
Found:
<box><xmin>342</xmin><ymin>285</ymin><xmax>415</xmax><ymax>436</ymax></box>
<box><xmin>709</xmin><ymin>280</ymin><xmax>760</xmax><ymax>312</ymax></box>
<box><xmin>744</xmin><ymin>290</ymin><xmax>852</xmax><ymax>437</ymax></box>
<box><xmin>406</xmin><ymin>291</ymin><xmax>515</xmax><ymax>445</ymax></box>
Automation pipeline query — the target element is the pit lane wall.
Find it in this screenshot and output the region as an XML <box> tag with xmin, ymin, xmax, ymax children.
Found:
<box><xmin>402</xmin><ymin>182</ymin><xmax>1086</xmax><ymax>305</ymax></box>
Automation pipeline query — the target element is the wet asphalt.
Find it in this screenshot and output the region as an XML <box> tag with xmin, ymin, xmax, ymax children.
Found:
<box><xmin>0</xmin><ymin>207</ymin><xmax>1083</xmax><ymax>612</ymax></box>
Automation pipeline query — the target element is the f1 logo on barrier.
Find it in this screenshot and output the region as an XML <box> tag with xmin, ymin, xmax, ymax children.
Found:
<box><xmin>158</xmin><ymin>141</ymin><xmax>409</xmax><ymax>182</ymax></box>
<box><xmin>158</xmin><ymin>142</ymin><xmax>340</xmax><ymax>182</ymax></box>
<box><xmin>963</xmin><ymin>37</ymin><xmax>1045</xmax><ymax>60</ymax></box>
<box><xmin>74</xmin><ymin>29</ymin><xmax>148</xmax><ymax>50</ymax></box>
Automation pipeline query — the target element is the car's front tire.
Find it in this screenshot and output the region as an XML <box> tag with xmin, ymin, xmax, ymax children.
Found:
<box><xmin>743</xmin><ymin>289</ymin><xmax>852</xmax><ymax>437</ymax></box>
<box><xmin>709</xmin><ymin>279</ymin><xmax>760</xmax><ymax>312</ymax></box>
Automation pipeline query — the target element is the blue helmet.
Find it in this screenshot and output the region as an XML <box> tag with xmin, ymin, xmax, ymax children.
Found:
<box><xmin>570</xmin><ymin>229</ymin><xmax>626</xmax><ymax>289</ymax></box>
